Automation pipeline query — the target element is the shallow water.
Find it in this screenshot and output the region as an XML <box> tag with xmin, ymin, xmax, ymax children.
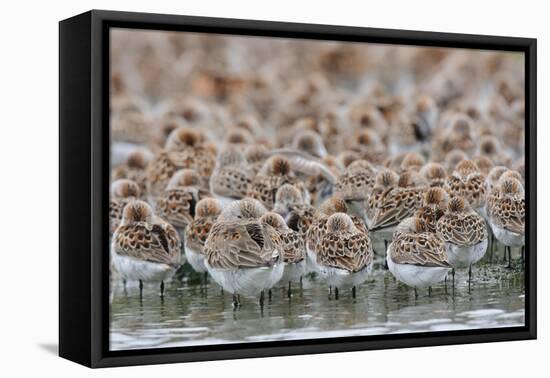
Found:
<box><xmin>110</xmin><ymin>252</ymin><xmax>525</xmax><ymax>351</ymax></box>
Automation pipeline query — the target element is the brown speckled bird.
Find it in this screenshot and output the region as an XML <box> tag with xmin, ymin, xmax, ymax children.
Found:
<box><xmin>314</xmin><ymin>213</ymin><xmax>373</xmax><ymax>298</ymax></box>
<box><xmin>111</xmin><ymin>200</ymin><xmax>181</xmax><ymax>297</ymax></box>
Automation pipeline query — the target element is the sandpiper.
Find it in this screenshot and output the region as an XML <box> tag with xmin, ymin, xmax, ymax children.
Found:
<box><xmin>387</xmin><ymin>217</ymin><xmax>451</xmax><ymax>297</ymax></box>
<box><xmin>414</xmin><ymin>187</ymin><xmax>449</xmax><ymax>233</ymax></box>
<box><xmin>109</xmin><ymin>179</ymin><xmax>141</xmax><ymax>237</ymax></box>
<box><xmin>111</xmin><ymin>200</ymin><xmax>182</xmax><ymax>297</ymax></box>
<box><xmin>155</xmin><ymin>169</ymin><xmax>203</xmax><ymax>239</ymax></box>
<box><xmin>315</xmin><ymin>213</ymin><xmax>373</xmax><ymax>299</ymax></box>
<box><xmin>306</xmin><ymin>197</ymin><xmax>368</xmax><ymax>273</ymax></box>
<box><xmin>247</xmin><ymin>155</ymin><xmax>303</xmax><ymax>209</ymax></box>
<box><xmin>204</xmin><ymin>218</ymin><xmax>284</xmax><ymax>307</ymax></box>
<box><xmin>445</xmin><ymin>159</ymin><xmax>487</xmax><ymax>214</ymax></box>
<box><xmin>333</xmin><ymin>159</ymin><xmax>376</xmax><ymax>222</ymax></box>
<box><xmin>419</xmin><ymin>162</ymin><xmax>447</xmax><ymax>188</ymax></box>
<box><xmin>184</xmin><ymin>198</ymin><xmax>222</xmax><ymax>275</ymax></box>
<box><xmin>111</xmin><ymin>148</ymin><xmax>151</xmax><ymax>199</ymax></box>
<box><xmin>260</xmin><ymin>212</ymin><xmax>306</xmax><ymax>297</ymax></box>
<box><xmin>204</xmin><ymin>198</ymin><xmax>284</xmax><ymax>306</ymax></box>
<box><xmin>147</xmin><ymin>127</ymin><xmax>215</xmax><ymax>199</ymax></box>
<box><xmin>486</xmin><ymin>177</ymin><xmax>525</xmax><ymax>267</ymax></box>
<box><xmin>209</xmin><ymin>145</ymin><xmax>252</xmax><ymax>207</ymax></box>
<box><xmin>369</xmin><ymin>170</ymin><xmax>426</xmax><ymax>244</ymax></box>
<box><xmin>436</xmin><ymin>196</ymin><xmax>488</xmax><ymax>287</ymax></box>
<box><xmin>273</xmin><ymin>184</ymin><xmax>316</xmax><ymax>240</ymax></box>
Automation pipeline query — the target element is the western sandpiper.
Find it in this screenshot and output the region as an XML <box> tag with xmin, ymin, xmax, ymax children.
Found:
<box><xmin>419</xmin><ymin>162</ymin><xmax>447</xmax><ymax>188</ymax></box>
<box><xmin>204</xmin><ymin>217</ymin><xmax>284</xmax><ymax>307</ymax></box>
<box><xmin>247</xmin><ymin>155</ymin><xmax>301</xmax><ymax>209</ymax></box>
<box><xmin>365</xmin><ymin>169</ymin><xmax>399</xmax><ymax>228</ymax></box>
<box><xmin>414</xmin><ymin>187</ymin><xmax>449</xmax><ymax>233</ymax></box>
<box><xmin>436</xmin><ymin>196</ymin><xmax>488</xmax><ymax>287</ymax></box>
<box><xmin>445</xmin><ymin>159</ymin><xmax>487</xmax><ymax>214</ymax></box>
<box><xmin>369</xmin><ymin>170</ymin><xmax>426</xmax><ymax>243</ymax></box>
<box><xmin>154</xmin><ymin>169</ymin><xmax>203</xmax><ymax>238</ymax></box>
<box><xmin>260</xmin><ymin>212</ymin><xmax>306</xmax><ymax>297</ymax></box>
<box><xmin>334</xmin><ymin>159</ymin><xmax>376</xmax><ymax>222</ymax></box>
<box><xmin>486</xmin><ymin>177</ymin><xmax>525</xmax><ymax>266</ymax></box>
<box><xmin>111</xmin><ymin>200</ymin><xmax>182</xmax><ymax>297</ymax></box>
<box><xmin>111</xmin><ymin>148</ymin><xmax>151</xmax><ymax>198</ymax></box>
<box><xmin>244</xmin><ymin>144</ymin><xmax>269</xmax><ymax>178</ymax></box>
<box><xmin>210</xmin><ymin>145</ymin><xmax>252</xmax><ymax>207</ymax></box>
<box><xmin>273</xmin><ymin>184</ymin><xmax>316</xmax><ymax>240</ymax></box>
<box><xmin>109</xmin><ymin>179</ymin><xmax>141</xmax><ymax>237</ymax></box>
<box><xmin>291</xmin><ymin>129</ymin><xmax>328</xmax><ymax>158</ymax></box>
<box><xmin>147</xmin><ymin>127</ymin><xmax>215</xmax><ymax>198</ymax></box>
<box><xmin>184</xmin><ymin>198</ymin><xmax>222</xmax><ymax>275</ymax></box>
<box><xmin>306</xmin><ymin>197</ymin><xmax>368</xmax><ymax>272</ymax></box>
<box><xmin>387</xmin><ymin>217</ymin><xmax>451</xmax><ymax>297</ymax></box>
<box><xmin>444</xmin><ymin>149</ymin><xmax>468</xmax><ymax>175</ymax></box>
<box><xmin>315</xmin><ymin>213</ymin><xmax>373</xmax><ymax>299</ymax></box>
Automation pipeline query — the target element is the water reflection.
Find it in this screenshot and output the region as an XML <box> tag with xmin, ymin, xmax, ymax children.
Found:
<box><xmin>110</xmin><ymin>260</ymin><xmax>524</xmax><ymax>350</ymax></box>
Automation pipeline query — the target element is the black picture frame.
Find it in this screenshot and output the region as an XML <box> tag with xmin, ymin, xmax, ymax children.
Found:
<box><xmin>59</xmin><ymin>9</ymin><xmax>537</xmax><ymax>368</ymax></box>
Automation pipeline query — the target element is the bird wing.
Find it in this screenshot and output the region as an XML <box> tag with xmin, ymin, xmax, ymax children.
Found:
<box><xmin>390</xmin><ymin>232</ymin><xmax>450</xmax><ymax>267</ymax></box>
<box><xmin>146</xmin><ymin>152</ymin><xmax>176</xmax><ymax>195</ymax></box>
<box><xmin>109</xmin><ymin>199</ymin><xmax>125</xmax><ymax>235</ymax></box>
<box><xmin>286</xmin><ymin>205</ymin><xmax>316</xmax><ymax>238</ymax></box>
<box><xmin>370</xmin><ymin>188</ymin><xmax>423</xmax><ymax>230</ymax></box>
<box><xmin>317</xmin><ymin>231</ymin><xmax>373</xmax><ymax>272</ymax></box>
<box><xmin>280</xmin><ymin>229</ymin><xmax>305</xmax><ymax>263</ymax></box>
<box><xmin>466</xmin><ymin>174</ymin><xmax>487</xmax><ymax>208</ymax></box>
<box><xmin>267</xmin><ymin>148</ymin><xmax>338</xmax><ymax>184</ymax></box>
<box><xmin>246</xmin><ymin>176</ymin><xmax>274</xmax><ymax>208</ymax></box>
<box><xmin>491</xmin><ymin>196</ymin><xmax>525</xmax><ymax>234</ymax></box>
<box><xmin>184</xmin><ymin>217</ymin><xmax>215</xmax><ymax>254</ymax></box>
<box><xmin>436</xmin><ymin>213</ymin><xmax>488</xmax><ymax>246</ymax></box>
<box><xmin>155</xmin><ymin>188</ymin><xmax>196</xmax><ymax>228</ymax></box>
<box><xmin>211</xmin><ymin>167</ymin><xmax>251</xmax><ymax>199</ymax></box>
<box><xmin>334</xmin><ymin>172</ymin><xmax>374</xmax><ymax>200</ymax></box>
<box><xmin>204</xmin><ymin>221</ymin><xmax>279</xmax><ymax>269</ymax></box>
<box><xmin>113</xmin><ymin>222</ymin><xmax>181</xmax><ymax>267</ymax></box>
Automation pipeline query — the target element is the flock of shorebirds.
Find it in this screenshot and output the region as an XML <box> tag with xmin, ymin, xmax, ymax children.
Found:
<box><xmin>109</xmin><ymin>34</ymin><xmax>525</xmax><ymax>307</ymax></box>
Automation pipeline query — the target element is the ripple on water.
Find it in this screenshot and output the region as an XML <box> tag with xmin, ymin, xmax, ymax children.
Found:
<box><xmin>109</xmin><ymin>264</ymin><xmax>525</xmax><ymax>351</ymax></box>
<box><xmin>457</xmin><ymin>309</ymin><xmax>505</xmax><ymax>318</ymax></box>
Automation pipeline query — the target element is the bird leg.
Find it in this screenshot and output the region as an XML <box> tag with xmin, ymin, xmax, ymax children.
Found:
<box><xmin>452</xmin><ymin>269</ymin><xmax>455</xmax><ymax>288</ymax></box>
<box><xmin>507</xmin><ymin>246</ymin><xmax>512</xmax><ymax>269</ymax></box>
<box><xmin>233</xmin><ymin>294</ymin><xmax>240</xmax><ymax>308</ymax></box>
<box><xmin>334</xmin><ymin>287</ymin><xmax>339</xmax><ymax>300</ymax></box>
<box><xmin>259</xmin><ymin>290</ymin><xmax>265</xmax><ymax>307</ymax></box>
<box><xmin>490</xmin><ymin>234</ymin><xmax>495</xmax><ymax>263</ymax></box>
<box><xmin>268</xmin><ymin>289</ymin><xmax>272</xmax><ymax>302</ymax></box>
<box><xmin>468</xmin><ymin>265</ymin><xmax>472</xmax><ymax>293</ymax></box>
<box><xmin>328</xmin><ymin>286</ymin><xmax>332</xmax><ymax>300</ymax></box>
<box><xmin>139</xmin><ymin>280</ymin><xmax>143</xmax><ymax>299</ymax></box>
<box><xmin>414</xmin><ymin>287</ymin><xmax>418</xmax><ymax>299</ymax></box>
<box><xmin>352</xmin><ymin>286</ymin><xmax>356</xmax><ymax>299</ymax></box>
<box><xmin>287</xmin><ymin>281</ymin><xmax>292</xmax><ymax>299</ymax></box>
<box><xmin>428</xmin><ymin>286</ymin><xmax>432</xmax><ymax>297</ymax></box>
<box><xmin>384</xmin><ymin>240</ymin><xmax>389</xmax><ymax>270</ymax></box>
<box><xmin>160</xmin><ymin>280</ymin><xmax>165</xmax><ymax>298</ymax></box>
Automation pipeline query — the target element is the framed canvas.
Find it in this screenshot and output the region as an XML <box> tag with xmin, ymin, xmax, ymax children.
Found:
<box><xmin>59</xmin><ymin>10</ymin><xmax>537</xmax><ymax>368</ymax></box>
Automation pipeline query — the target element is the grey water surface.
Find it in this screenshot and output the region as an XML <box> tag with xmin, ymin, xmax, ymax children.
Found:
<box><xmin>110</xmin><ymin>256</ymin><xmax>525</xmax><ymax>351</ymax></box>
